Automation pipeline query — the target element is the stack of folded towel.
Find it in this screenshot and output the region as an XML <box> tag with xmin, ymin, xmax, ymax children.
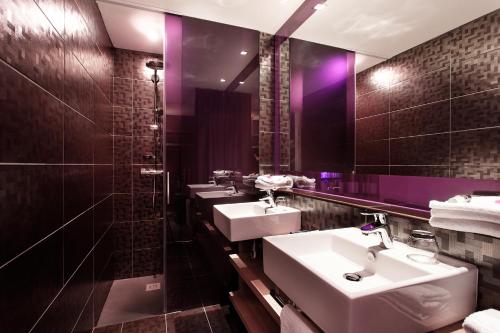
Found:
<box><xmin>255</xmin><ymin>175</ymin><xmax>293</xmax><ymax>190</ymax></box>
<box><xmin>429</xmin><ymin>195</ymin><xmax>500</xmax><ymax>238</ymax></box>
<box><xmin>463</xmin><ymin>309</ymin><xmax>500</xmax><ymax>333</ymax></box>
<box><xmin>289</xmin><ymin>175</ymin><xmax>316</xmax><ymax>189</ymax></box>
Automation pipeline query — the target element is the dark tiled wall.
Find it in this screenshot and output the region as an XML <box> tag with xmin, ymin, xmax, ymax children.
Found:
<box><xmin>288</xmin><ymin>195</ymin><xmax>500</xmax><ymax>310</ymax></box>
<box><xmin>259</xmin><ymin>32</ymin><xmax>291</xmax><ymax>174</ymax></box>
<box><xmin>0</xmin><ymin>0</ymin><xmax>114</xmax><ymax>332</ymax></box>
<box><xmin>356</xmin><ymin>10</ymin><xmax>500</xmax><ymax>179</ymax></box>
<box><xmin>112</xmin><ymin>49</ymin><xmax>163</xmax><ymax>279</ymax></box>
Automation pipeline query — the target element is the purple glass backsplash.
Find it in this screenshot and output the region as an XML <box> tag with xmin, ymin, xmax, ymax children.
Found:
<box><xmin>300</xmin><ymin>171</ymin><xmax>500</xmax><ymax>210</ymax></box>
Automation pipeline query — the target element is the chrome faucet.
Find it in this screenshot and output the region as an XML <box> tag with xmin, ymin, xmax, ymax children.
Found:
<box><xmin>360</xmin><ymin>212</ymin><xmax>393</xmax><ymax>249</ymax></box>
<box><xmin>225</xmin><ymin>181</ymin><xmax>238</xmax><ymax>194</ymax></box>
<box><xmin>260</xmin><ymin>190</ymin><xmax>276</xmax><ymax>214</ymax></box>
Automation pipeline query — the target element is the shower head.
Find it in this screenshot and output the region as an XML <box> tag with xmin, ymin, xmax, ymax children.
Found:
<box><xmin>146</xmin><ymin>60</ymin><xmax>164</xmax><ymax>71</ymax></box>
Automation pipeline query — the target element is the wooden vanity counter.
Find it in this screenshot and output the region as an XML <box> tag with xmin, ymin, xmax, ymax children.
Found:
<box><xmin>229</xmin><ymin>253</ymin><xmax>466</xmax><ymax>333</ymax></box>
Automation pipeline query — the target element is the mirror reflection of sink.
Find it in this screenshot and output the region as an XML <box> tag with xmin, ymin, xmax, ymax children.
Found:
<box><xmin>196</xmin><ymin>191</ymin><xmax>255</xmax><ymax>222</ymax></box>
<box><xmin>213</xmin><ymin>202</ymin><xmax>301</xmax><ymax>242</ymax></box>
<box><xmin>264</xmin><ymin>228</ymin><xmax>477</xmax><ymax>333</ymax></box>
<box><xmin>187</xmin><ymin>183</ymin><xmax>225</xmax><ymax>198</ymax></box>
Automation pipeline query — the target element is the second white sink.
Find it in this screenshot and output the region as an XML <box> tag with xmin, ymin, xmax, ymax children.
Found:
<box><xmin>187</xmin><ymin>183</ymin><xmax>225</xmax><ymax>198</ymax></box>
<box><xmin>213</xmin><ymin>202</ymin><xmax>301</xmax><ymax>242</ymax></box>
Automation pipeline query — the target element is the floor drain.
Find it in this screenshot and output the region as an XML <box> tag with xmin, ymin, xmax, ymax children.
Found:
<box><xmin>343</xmin><ymin>273</ymin><xmax>362</xmax><ymax>282</ymax></box>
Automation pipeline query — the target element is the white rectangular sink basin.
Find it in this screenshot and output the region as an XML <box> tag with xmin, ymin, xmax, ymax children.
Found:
<box><xmin>264</xmin><ymin>228</ymin><xmax>478</xmax><ymax>333</ymax></box>
<box><xmin>213</xmin><ymin>202</ymin><xmax>301</xmax><ymax>242</ymax></box>
<box><xmin>187</xmin><ymin>184</ymin><xmax>225</xmax><ymax>198</ymax></box>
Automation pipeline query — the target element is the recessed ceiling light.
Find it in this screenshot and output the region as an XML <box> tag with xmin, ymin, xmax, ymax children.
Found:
<box><xmin>240</xmin><ymin>50</ymin><xmax>248</xmax><ymax>55</ymax></box>
<box><xmin>220</xmin><ymin>78</ymin><xmax>226</xmax><ymax>82</ymax></box>
<box><xmin>239</xmin><ymin>81</ymin><xmax>245</xmax><ymax>85</ymax></box>
<box><xmin>313</xmin><ymin>3</ymin><xmax>326</xmax><ymax>10</ymax></box>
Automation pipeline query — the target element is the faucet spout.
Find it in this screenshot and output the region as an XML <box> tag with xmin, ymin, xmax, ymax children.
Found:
<box><xmin>260</xmin><ymin>189</ymin><xmax>276</xmax><ymax>213</ymax></box>
<box><xmin>360</xmin><ymin>212</ymin><xmax>393</xmax><ymax>249</ymax></box>
<box><xmin>225</xmin><ymin>185</ymin><xmax>238</xmax><ymax>195</ymax></box>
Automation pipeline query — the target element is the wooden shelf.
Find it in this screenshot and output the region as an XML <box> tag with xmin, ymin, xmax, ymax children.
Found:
<box><xmin>229</xmin><ymin>254</ymin><xmax>282</xmax><ymax>323</ymax></box>
<box><xmin>229</xmin><ymin>291</ymin><xmax>279</xmax><ymax>333</ymax></box>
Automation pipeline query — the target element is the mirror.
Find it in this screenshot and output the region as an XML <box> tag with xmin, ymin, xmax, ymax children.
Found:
<box><xmin>282</xmin><ymin>4</ymin><xmax>500</xmax><ymax>181</ymax></box>
<box><xmin>165</xmin><ymin>16</ymin><xmax>260</xmax><ymax>187</ymax></box>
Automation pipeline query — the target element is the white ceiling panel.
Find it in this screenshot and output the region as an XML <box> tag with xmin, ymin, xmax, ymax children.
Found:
<box><xmin>98</xmin><ymin>0</ymin><xmax>304</xmax><ymax>35</ymax></box>
<box><xmin>97</xmin><ymin>1</ymin><xmax>164</xmax><ymax>54</ymax></box>
<box><xmin>291</xmin><ymin>0</ymin><xmax>500</xmax><ymax>58</ymax></box>
<box><xmin>98</xmin><ymin>0</ymin><xmax>499</xmax><ymax>69</ymax></box>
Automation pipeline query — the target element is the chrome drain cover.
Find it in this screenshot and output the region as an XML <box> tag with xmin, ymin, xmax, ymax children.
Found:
<box><xmin>343</xmin><ymin>273</ymin><xmax>362</xmax><ymax>282</ymax></box>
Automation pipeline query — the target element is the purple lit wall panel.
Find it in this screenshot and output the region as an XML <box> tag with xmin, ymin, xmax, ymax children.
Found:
<box><xmin>377</xmin><ymin>175</ymin><xmax>500</xmax><ymax>209</ymax></box>
<box><xmin>297</xmin><ymin>171</ymin><xmax>500</xmax><ymax>211</ymax></box>
<box><xmin>290</xmin><ymin>38</ymin><xmax>355</xmax><ymax>171</ymax></box>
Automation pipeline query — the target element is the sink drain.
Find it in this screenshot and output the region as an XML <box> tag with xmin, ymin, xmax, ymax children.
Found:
<box><xmin>343</xmin><ymin>273</ymin><xmax>362</xmax><ymax>282</ymax></box>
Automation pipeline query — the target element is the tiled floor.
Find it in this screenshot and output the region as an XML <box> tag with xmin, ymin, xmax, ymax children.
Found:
<box><xmin>94</xmin><ymin>241</ymin><xmax>245</xmax><ymax>332</ymax></box>
<box><xmin>166</xmin><ymin>242</ymin><xmax>223</xmax><ymax>312</ymax></box>
<box><xmin>94</xmin><ymin>304</ymin><xmax>244</xmax><ymax>333</ymax></box>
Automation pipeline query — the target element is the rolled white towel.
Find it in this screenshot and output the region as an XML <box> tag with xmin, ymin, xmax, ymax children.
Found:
<box><xmin>289</xmin><ymin>175</ymin><xmax>316</xmax><ymax>188</ymax></box>
<box><xmin>255</xmin><ymin>175</ymin><xmax>293</xmax><ymax>190</ymax></box>
<box><xmin>429</xmin><ymin>217</ymin><xmax>500</xmax><ymax>238</ymax></box>
<box><xmin>281</xmin><ymin>304</ymin><xmax>320</xmax><ymax>333</ymax></box>
<box><xmin>463</xmin><ymin>309</ymin><xmax>500</xmax><ymax>333</ymax></box>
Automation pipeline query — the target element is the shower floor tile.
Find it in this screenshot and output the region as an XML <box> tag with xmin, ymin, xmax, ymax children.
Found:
<box><xmin>96</xmin><ymin>275</ymin><xmax>164</xmax><ymax>327</ymax></box>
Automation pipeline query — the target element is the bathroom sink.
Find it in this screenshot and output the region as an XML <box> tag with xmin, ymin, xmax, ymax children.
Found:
<box><xmin>196</xmin><ymin>191</ymin><xmax>255</xmax><ymax>222</ymax></box>
<box><xmin>264</xmin><ymin>228</ymin><xmax>477</xmax><ymax>333</ymax></box>
<box><xmin>213</xmin><ymin>202</ymin><xmax>301</xmax><ymax>242</ymax></box>
<box><xmin>187</xmin><ymin>183</ymin><xmax>225</xmax><ymax>198</ymax></box>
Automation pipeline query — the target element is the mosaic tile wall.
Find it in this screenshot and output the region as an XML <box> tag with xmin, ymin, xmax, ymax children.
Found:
<box><xmin>259</xmin><ymin>32</ymin><xmax>291</xmax><ymax>174</ymax></box>
<box><xmin>0</xmin><ymin>0</ymin><xmax>114</xmax><ymax>332</ymax></box>
<box><xmin>112</xmin><ymin>49</ymin><xmax>164</xmax><ymax>279</ymax></box>
<box><xmin>287</xmin><ymin>194</ymin><xmax>500</xmax><ymax>310</ymax></box>
<box><xmin>356</xmin><ymin>9</ymin><xmax>500</xmax><ymax>179</ymax></box>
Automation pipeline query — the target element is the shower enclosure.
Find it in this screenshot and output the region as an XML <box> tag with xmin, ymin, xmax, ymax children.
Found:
<box><xmin>142</xmin><ymin>60</ymin><xmax>168</xmax><ymax>312</ymax></box>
